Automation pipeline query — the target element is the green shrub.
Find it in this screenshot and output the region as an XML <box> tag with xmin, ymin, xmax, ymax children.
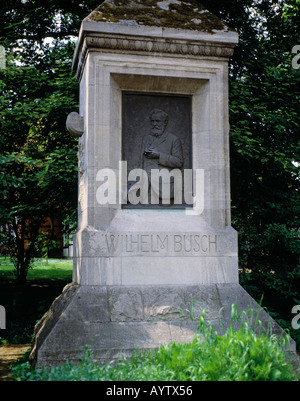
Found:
<box><xmin>12</xmin><ymin>306</ymin><xmax>299</xmax><ymax>381</ymax></box>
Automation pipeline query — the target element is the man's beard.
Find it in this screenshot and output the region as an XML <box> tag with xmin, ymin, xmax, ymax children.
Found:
<box><xmin>151</xmin><ymin>127</ymin><xmax>164</xmax><ymax>137</ymax></box>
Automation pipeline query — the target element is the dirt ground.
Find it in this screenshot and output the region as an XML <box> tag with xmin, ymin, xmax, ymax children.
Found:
<box><xmin>0</xmin><ymin>344</ymin><xmax>31</xmax><ymax>381</ymax></box>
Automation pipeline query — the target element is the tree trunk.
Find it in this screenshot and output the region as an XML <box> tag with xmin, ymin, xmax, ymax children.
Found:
<box><xmin>16</xmin><ymin>261</ymin><xmax>28</xmax><ymax>284</ymax></box>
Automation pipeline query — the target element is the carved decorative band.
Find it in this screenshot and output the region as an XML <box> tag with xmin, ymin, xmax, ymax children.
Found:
<box><xmin>85</xmin><ymin>35</ymin><xmax>234</xmax><ymax>58</ymax></box>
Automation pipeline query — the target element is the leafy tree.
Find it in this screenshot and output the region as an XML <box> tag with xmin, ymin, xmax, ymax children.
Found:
<box><xmin>0</xmin><ymin>49</ymin><xmax>78</xmax><ymax>281</ymax></box>
<box><xmin>0</xmin><ymin>149</ymin><xmax>77</xmax><ymax>282</ymax></box>
<box><xmin>201</xmin><ymin>0</ymin><xmax>300</xmax><ymax>343</ymax></box>
<box><xmin>0</xmin><ymin>1</ymin><xmax>100</xmax><ymax>282</ymax></box>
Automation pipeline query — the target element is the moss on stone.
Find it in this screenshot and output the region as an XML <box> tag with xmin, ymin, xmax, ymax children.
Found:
<box><xmin>86</xmin><ymin>0</ymin><xmax>230</xmax><ymax>33</ymax></box>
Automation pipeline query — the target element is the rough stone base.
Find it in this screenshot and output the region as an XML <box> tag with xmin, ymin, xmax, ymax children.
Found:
<box><xmin>30</xmin><ymin>283</ymin><xmax>297</xmax><ymax>369</ymax></box>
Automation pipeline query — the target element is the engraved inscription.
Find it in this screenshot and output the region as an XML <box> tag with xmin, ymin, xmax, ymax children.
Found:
<box><xmin>103</xmin><ymin>233</ymin><xmax>218</xmax><ymax>255</ymax></box>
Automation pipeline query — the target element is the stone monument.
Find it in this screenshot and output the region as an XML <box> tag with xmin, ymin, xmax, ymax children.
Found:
<box><xmin>30</xmin><ymin>0</ymin><xmax>296</xmax><ymax>368</ymax></box>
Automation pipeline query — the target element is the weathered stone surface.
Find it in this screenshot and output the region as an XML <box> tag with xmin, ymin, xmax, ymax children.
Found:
<box><xmin>30</xmin><ymin>283</ymin><xmax>78</xmax><ymax>366</ymax></box>
<box><xmin>108</xmin><ymin>286</ymin><xmax>144</xmax><ymax>321</ymax></box>
<box><xmin>66</xmin><ymin>112</ymin><xmax>84</xmax><ymax>137</ymax></box>
<box><xmin>30</xmin><ymin>283</ymin><xmax>296</xmax><ymax>369</ymax></box>
<box><xmin>142</xmin><ymin>286</ymin><xmax>186</xmax><ymax>322</ymax></box>
<box><xmin>86</xmin><ymin>0</ymin><xmax>232</xmax><ymax>33</ymax></box>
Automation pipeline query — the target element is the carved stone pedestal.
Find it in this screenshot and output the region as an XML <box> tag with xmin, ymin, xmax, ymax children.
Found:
<box><xmin>30</xmin><ymin>283</ymin><xmax>296</xmax><ymax>368</ymax></box>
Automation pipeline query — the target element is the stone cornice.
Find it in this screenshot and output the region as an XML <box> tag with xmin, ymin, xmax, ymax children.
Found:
<box><xmin>73</xmin><ymin>31</ymin><xmax>237</xmax><ymax>79</ymax></box>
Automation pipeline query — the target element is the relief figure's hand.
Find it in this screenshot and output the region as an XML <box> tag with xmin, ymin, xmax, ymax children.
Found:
<box><xmin>144</xmin><ymin>148</ymin><xmax>160</xmax><ymax>159</ymax></box>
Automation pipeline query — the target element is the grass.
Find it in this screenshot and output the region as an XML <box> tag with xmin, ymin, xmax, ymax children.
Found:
<box><xmin>12</xmin><ymin>306</ymin><xmax>300</xmax><ymax>381</ymax></box>
<box><xmin>0</xmin><ymin>256</ymin><xmax>73</xmax><ymax>283</ymax></box>
<box><xmin>0</xmin><ymin>257</ymin><xmax>72</xmax><ymax>344</ymax></box>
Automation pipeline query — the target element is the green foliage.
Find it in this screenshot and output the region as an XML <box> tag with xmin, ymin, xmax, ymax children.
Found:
<box><xmin>12</xmin><ymin>306</ymin><xmax>299</xmax><ymax>381</ymax></box>
<box><xmin>0</xmin><ymin>149</ymin><xmax>77</xmax><ymax>282</ymax></box>
<box><xmin>0</xmin><ymin>15</ymin><xmax>80</xmax><ymax>281</ymax></box>
<box><xmin>201</xmin><ymin>0</ymin><xmax>300</xmax><ymax>348</ymax></box>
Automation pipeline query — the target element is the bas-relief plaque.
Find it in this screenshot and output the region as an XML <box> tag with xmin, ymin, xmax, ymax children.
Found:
<box><xmin>122</xmin><ymin>93</ymin><xmax>192</xmax><ymax>208</ymax></box>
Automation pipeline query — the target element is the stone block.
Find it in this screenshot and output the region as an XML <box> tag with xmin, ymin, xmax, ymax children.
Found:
<box><xmin>30</xmin><ymin>283</ymin><xmax>296</xmax><ymax>369</ymax></box>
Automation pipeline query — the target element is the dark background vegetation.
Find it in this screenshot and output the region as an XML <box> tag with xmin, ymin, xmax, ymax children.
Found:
<box><xmin>0</xmin><ymin>0</ymin><xmax>299</xmax><ymax>347</ymax></box>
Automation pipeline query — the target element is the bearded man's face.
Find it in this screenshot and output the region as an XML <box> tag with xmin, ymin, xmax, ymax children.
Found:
<box><xmin>150</xmin><ymin>113</ymin><xmax>167</xmax><ymax>137</ymax></box>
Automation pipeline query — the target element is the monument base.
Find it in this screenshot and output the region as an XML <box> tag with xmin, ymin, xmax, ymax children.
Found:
<box><xmin>30</xmin><ymin>282</ymin><xmax>296</xmax><ymax>369</ymax></box>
